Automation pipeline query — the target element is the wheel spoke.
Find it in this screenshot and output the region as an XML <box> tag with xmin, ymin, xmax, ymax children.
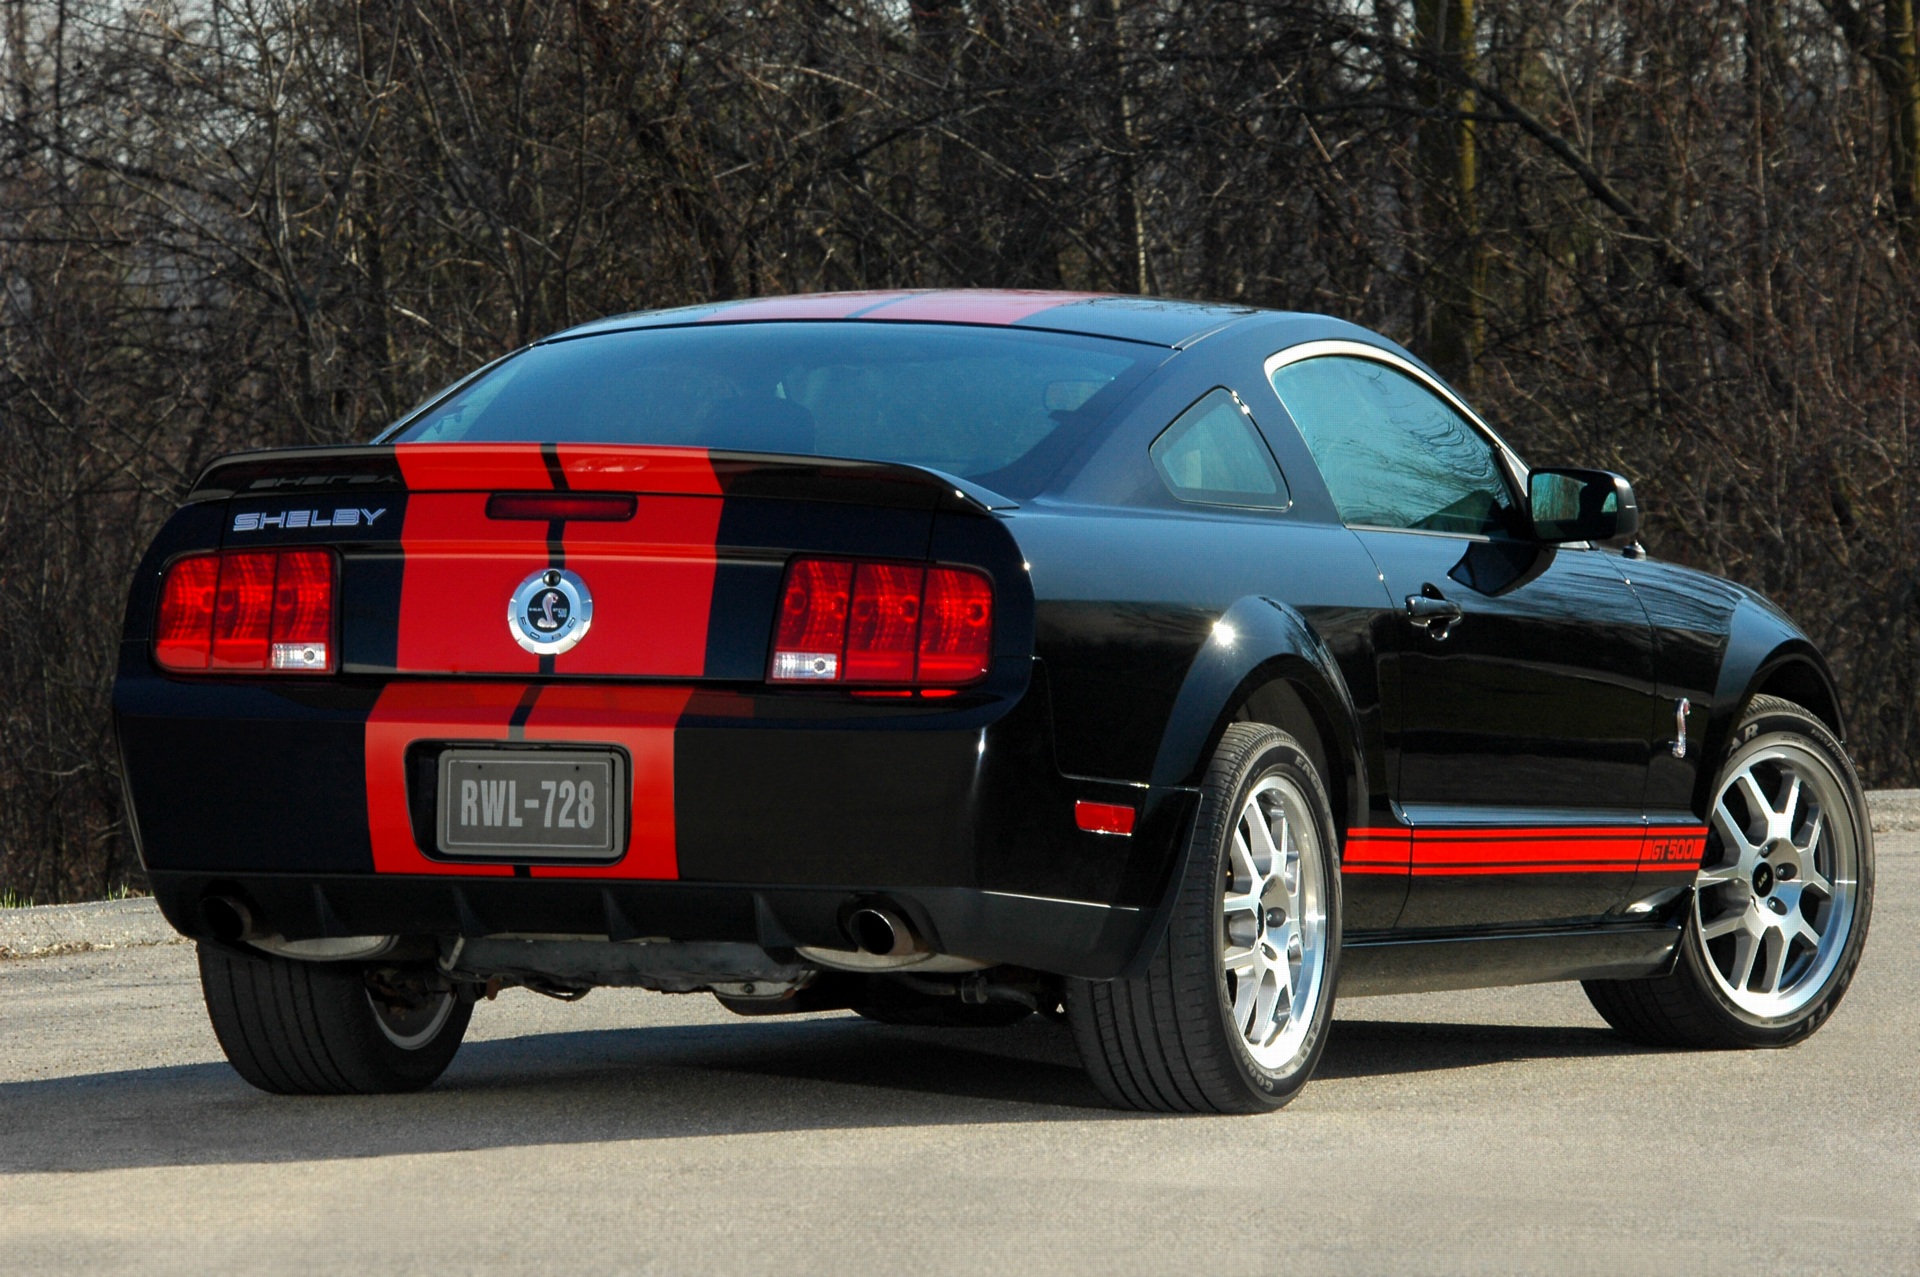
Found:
<box><xmin>1695</xmin><ymin>860</ymin><xmax>1745</xmax><ymax>886</ymax></box>
<box><xmin>1759</xmin><ymin>926</ymin><xmax>1791</xmax><ymax>994</ymax></box>
<box><xmin>1794</xmin><ymin>804</ymin><xmax>1823</xmax><ymax>855</ymax></box>
<box><xmin>1243</xmin><ymin>803</ymin><xmax>1281</xmax><ymax>876</ymax></box>
<box><xmin>1223</xmin><ymin>945</ymin><xmax>1259</xmax><ymax>973</ymax></box>
<box><xmin>1734</xmin><ymin>768</ymin><xmax>1773</xmax><ymax>826</ymax></box>
<box><xmin>1727</xmin><ymin>924</ymin><xmax>1762</xmax><ymax>991</ymax></box>
<box><xmin>1228</xmin><ymin>828</ymin><xmax>1257</xmax><ymax>890</ymax></box>
<box><xmin>1264</xmin><ymin>981</ymin><xmax>1292</xmax><ymax>1047</ymax></box>
<box><xmin>1698</xmin><ymin>909</ymin><xmax>1748</xmax><ymax>941</ymax></box>
<box><xmin>1250</xmin><ymin>965</ymin><xmax>1281</xmax><ymax>1044</ymax></box>
<box><xmin>1222</xmin><ymin>890</ymin><xmax>1262</xmax><ymax>920</ymax></box>
<box><xmin>1778</xmin><ymin>774</ymin><xmax>1803</xmax><ymax>829</ymax></box>
<box><xmin>1711</xmin><ymin>797</ymin><xmax>1759</xmax><ymax>863</ymax></box>
<box><xmin>1230</xmin><ymin>952</ymin><xmax>1261</xmax><ymax>1034</ymax></box>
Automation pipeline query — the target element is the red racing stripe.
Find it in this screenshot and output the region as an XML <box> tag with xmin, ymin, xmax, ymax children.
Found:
<box><xmin>1343</xmin><ymin>827</ymin><xmax>1412</xmax><ymax>875</ymax></box>
<box><xmin>869</xmin><ymin>290</ymin><xmax>1102</xmax><ymax>326</ymax></box>
<box><xmin>364</xmin><ymin>683</ymin><xmax>690</xmax><ymax>880</ymax></box>
<box><xmin>557</xmin><ymin>445</ymin><xmax>723</xmax><ymax>495</ymax></box>
<box><xmin>700</xmin><ymin>292</ymin><xmax>925</xmax><ymax>322</ymax></box>
<box><xmin>1339</xmin><ymin>823</ymin><xmax>1712</xmax><ymax>877</ymax></box>
<box><xmin>394</xmin><ymin>491</ymin><xmax>548</xmax><ymax>674</ymax></box>
<box><xmin>1412</xmin><ymin>828</ymin><xmax>1644</xmax><ymax>876</ymax></box>
<box><xmin>551</xmin><ymin>447</ymin><xmax>722</xmax><ymax>679</ymax></box>
<box><xmin>395</xmin><ymin>442</ymin><xmax>553</xmax><ymax>492</ymax></box>
<box><xmin>394</xmin><ymin>443</ymin><xmax>550</xmax><ymax>675</ymax></box>
<box><xmin>520</xmin><ymin>685</ymin><xmax>691</xmax><ymax>880</ymax></box>
<box><xmin>1639</xmin><ymin>826</ymin><xmax>1709</xmax><ymax>872</ymax></box>
<box><xmin>365</xmin><ymin>683</ymin><xmax>527</xmax><ymax>877</ymax></box>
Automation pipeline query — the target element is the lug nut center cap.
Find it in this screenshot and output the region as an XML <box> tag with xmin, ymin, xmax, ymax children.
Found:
<box><xmin>1752</xmin><ymin>862</ymin><xmax>1775</xmax><ymax>896</ymax></box>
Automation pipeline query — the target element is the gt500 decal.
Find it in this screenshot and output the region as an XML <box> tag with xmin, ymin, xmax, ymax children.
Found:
<box><xmin>232</xmin><ymin>507</ymin><xmax>386</xmax><ymax>532</ymax></box>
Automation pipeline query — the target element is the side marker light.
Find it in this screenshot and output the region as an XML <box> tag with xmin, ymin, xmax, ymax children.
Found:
<box><xmin>1075</xmin><ymin>801</ymin><xmax>1137</xmax><ymax>836</ymax></box>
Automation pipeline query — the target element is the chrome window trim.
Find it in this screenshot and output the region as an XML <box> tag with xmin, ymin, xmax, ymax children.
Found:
<box><xmin>1260</xmin><ymin>339</ymin><xmax>1531</xmax><ymax>506</ymax></box>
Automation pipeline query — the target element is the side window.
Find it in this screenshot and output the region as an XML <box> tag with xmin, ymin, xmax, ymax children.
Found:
<box><xmin>1269</xmin><ymin>356</ymin><xmax>1516</xmax><ymax>536</ymax></box>
<box><xmin>1149</xmin><ymin>388</ymin><xmax>1291</xmax><ymax>510</ymax></box>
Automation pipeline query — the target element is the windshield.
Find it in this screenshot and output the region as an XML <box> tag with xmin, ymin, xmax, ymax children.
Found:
<box><xmin>391</xmin><ymin>322</ymin><xmax>1161</xmax><ymax>498</ymax></box>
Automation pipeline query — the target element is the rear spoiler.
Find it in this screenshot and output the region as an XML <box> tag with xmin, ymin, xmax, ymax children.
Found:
<box><xmin>186</xmin><ymin>444</ymin><xmax>1015</xmax><ymax>514</ymax></box>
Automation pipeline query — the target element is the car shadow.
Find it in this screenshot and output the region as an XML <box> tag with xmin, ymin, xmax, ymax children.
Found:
<box><xmin>0</xmin><ymin>1012</ymin><xmax>1652</xmax><ymax>1174</ymax></box>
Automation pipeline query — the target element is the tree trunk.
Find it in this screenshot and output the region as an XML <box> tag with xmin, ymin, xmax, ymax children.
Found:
<box><xmin>1890</xmin><ymin>0</ymin><xmax>1920</xmax><ymax>252</ymax></box>
<box><xmin>1414</xmin><ymin>0</ymin><xmax>1484</xmax><ymax>384</ymax></box>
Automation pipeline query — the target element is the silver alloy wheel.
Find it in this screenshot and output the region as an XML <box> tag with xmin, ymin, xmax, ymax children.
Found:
<box><xmin>1695</xmin><ymin>742</ymin><xmax>1860</xmax><ymax>1017</ymax></box>
<box><xmin>367</xmin><ymin>984</ymin><xmax>456</xmax><ymax>1050</ymax></box>
<box><xmin>1220</xmin><ymin>773</ymin><xmax>1328</xmax><ymax>1069</ymax></box>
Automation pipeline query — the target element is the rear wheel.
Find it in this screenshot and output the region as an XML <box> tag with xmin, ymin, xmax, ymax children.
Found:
<box><xmin>1066</xmin><ymin>723</ymin><xmax>1341</xmax><ymax>1113</ymax></box>
<box><xmin>1584</xmin><ymin>695</ymin><xmax>1873</xmax><ymax>1048</ymax></box>
<box><xmin>198</xmin><ymin>943</ymin><xmax>473</xmax><ymax>1094</ymax></box>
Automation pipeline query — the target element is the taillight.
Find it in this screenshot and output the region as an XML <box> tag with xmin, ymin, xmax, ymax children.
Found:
<box><xmin>770</xmin><ymin>556</ymin><xmax>992</xmax><ymax>687</ymax></box>
<box><xmin>155</xmin><ymin>549</ymin><xmax>336</xmax><ymax>674</ymax></box>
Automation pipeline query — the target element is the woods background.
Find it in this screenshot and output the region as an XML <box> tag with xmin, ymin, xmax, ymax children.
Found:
<box><xmin>1</xmin><ymin>0</ymin><xmax>1916</xmax><ymax>901</ymax></box>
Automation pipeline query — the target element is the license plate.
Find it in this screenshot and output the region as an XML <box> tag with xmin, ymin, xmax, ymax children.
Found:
<box><xmin>436</xmin><ymin>749</ymin><xmax>626</xmax><ymax>861</ymax></box>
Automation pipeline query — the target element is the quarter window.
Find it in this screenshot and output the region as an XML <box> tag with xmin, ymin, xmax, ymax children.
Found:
<box><xmin>1149</xmin><ymin>389</ymin><xmax>1291</xmax><ymax>510</ymax></box>
<box><xmin>1269</xmin><ymin>356</ymin><xmax>1515</xmax><ymax>535</ymax></box>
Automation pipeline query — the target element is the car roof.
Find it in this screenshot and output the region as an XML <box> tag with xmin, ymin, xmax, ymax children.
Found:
<box><xmin>544</xmin><ymin>290</ymin><xmax>1315</xmax><ymax>350</ymax></box>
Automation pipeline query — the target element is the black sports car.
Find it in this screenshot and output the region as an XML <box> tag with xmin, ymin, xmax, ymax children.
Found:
<box><xmin>114</xmin><ymin>291</ymin><xmax>1874</xmax><ymax>1111</ymax></box>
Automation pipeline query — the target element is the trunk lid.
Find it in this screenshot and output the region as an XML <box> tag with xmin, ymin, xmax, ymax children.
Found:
<box><xmin>193</xmin><ymin>443</ymin><xmax>1009</xmax><ymax>680</ymax></box>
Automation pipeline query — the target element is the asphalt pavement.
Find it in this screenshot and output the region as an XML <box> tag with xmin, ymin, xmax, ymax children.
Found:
<box><xmin>2</xmin><ymin>832</ymin><xmax>1916</xmax><ymax>1274</ymax></box>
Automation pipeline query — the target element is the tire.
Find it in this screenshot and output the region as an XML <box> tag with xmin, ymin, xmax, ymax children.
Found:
<box><xmin>1066</xmin><ymin>723</ymin><xmax>1342</xmax><ymax>1113</ymax></box>
<box><xmin>198</xmin><ymin>943</ymin><xmax>474</xmax><ymax>1094</ymax></box>
<box><xmin>1584</xmin><ymin>695</ymin><xmax>1874</xmax><ymax>1049</ymax></box>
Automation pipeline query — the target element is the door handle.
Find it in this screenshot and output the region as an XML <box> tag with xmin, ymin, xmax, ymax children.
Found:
<box><xmin>1404</xmin><ymin>589</ymin><xmax>1464</xmax><ymax>639</ymax></box>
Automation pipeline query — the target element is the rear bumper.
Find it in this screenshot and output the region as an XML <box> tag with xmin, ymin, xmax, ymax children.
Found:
<box><xmin>146</xmin><ymin>870</ymin><xmax>1157</xmax><ymax>979</ymax></box>
<box><xmin>115</xmin><ymin>664</ymin><xmax>1198</xmax><ymax>977</ymax></box>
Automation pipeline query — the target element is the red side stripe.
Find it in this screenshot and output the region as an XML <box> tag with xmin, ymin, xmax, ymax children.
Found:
<box><xmin>1343</xmin><ymin>828</ymin><xmax>1412</xmax><ymax>875</ymax></box>
<box><xmin>1340</xmin><ymin>823</ymin><xmax>1710</xmax><ymax>877</ymax></box>
<box><xmin>1639</xmin><ymin>827</ymin><xmax>1709</xmax><ymax>872</ymax></box>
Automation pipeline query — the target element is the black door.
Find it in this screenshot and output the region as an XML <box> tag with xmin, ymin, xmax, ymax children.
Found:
<box><xmin>1266</xmin><ymin>352</ymin><xmax>1660</xmax><ymax>930</ymax></box>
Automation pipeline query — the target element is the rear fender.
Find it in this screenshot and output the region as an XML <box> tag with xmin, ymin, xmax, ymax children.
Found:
<box><xmin>1148</xmin><ymin>595</ymin><xmax>1368</xmax><ymax>826</ymax></box>
<box><xmin>1115</xmin><ymin>596</ymin><xmax>1366</xmax><ymax>978</ymax></box>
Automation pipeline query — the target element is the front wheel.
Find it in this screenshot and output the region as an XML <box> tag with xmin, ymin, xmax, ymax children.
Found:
<box><xmin>1066</xmin><ymin>723</ymin><xmax>1341</xmax><ymax>1113</ymax></box>
<box><xmin>1584</xmin><ymin>695</ymin><xmax>1873</xmax><ymax>1048</ymax></box>
<box><xmin>199</xmin><ymin>943</ymin><xmax>473</xmax><ymax>1094</ymax></box>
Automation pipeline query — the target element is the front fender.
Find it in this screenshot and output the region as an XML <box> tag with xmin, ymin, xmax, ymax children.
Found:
<box><xmin>1699</xmin><ymin>598</ymin><xmax>1845</xmax><ymax>812</ymax></box>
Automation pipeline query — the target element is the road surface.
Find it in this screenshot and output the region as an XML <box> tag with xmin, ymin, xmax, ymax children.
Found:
<box><xmin>2</xmin><ymin>833</ymin><xmax>1915</xmax><ymax>1274</ymax></box>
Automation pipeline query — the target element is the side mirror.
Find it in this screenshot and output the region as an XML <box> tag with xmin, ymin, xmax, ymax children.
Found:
<box><xmin>1528</xmin><ymin>468</ymin><xmax>1639</xmax><ymax>543</ymax></box>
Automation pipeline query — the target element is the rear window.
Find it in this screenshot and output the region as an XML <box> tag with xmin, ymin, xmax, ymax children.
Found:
<box><xmin>391</xmin><ymin>322</ymin><xmax>1160</xmax><ymax>498</ymax></box>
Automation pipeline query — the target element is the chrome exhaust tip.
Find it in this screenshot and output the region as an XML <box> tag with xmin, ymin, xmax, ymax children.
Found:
<box><xmin>201</xmin><ymin>895</ymin><xmax>254</xmax><ymax>944</ymax></box>
<box><xmin>846</xmin><ymin>906</ymin><xmax>924</xmax><ymax>958</ymax></box>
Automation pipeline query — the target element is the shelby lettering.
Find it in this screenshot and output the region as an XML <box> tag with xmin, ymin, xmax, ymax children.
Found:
<box><xmin>231</xmin><ymin>508</ymin><xmax>386</xmax><ymax>532</ymax></box>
